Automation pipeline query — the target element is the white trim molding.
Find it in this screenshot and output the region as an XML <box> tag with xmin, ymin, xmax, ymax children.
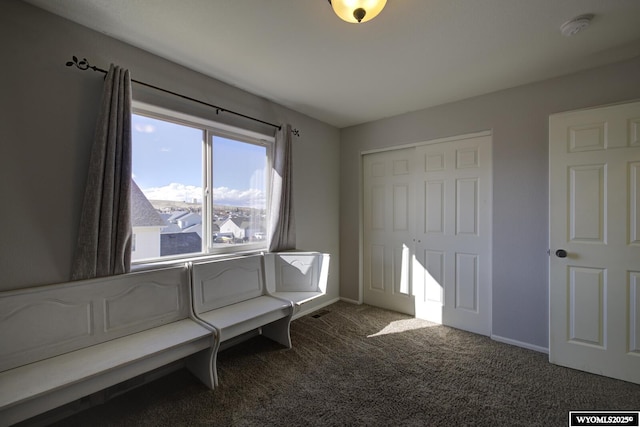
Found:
<box><xmin>491</xmin><ymin>334</ymin><xmax>549</xmax><ymax>354</ymax></box>
<box><xmin>292</xmin><ymin>297</ymin><xmax>341</xmax><ymax>320</ymax></box>
<box><xmin>339</xmin><ymin>297</ymin><xmax>362</xmax><ymax>305</ymax></box>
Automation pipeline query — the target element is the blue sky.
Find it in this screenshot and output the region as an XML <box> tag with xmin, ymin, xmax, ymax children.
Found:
<box><xmin>132</xmin><ymin>114</ymin><xmax>267</xmax><ymax>207</ymax></box>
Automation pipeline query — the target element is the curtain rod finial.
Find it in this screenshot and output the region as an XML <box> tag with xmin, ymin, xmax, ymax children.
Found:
<box><xmin>66</xmin><ymin>55</ymin><xmax>108</xmax><ymax>73</ymax></box>
<box><xmin>66</xmin><ymin>55</ymin><xmax>90</xmax><ymax>70</ymax></box>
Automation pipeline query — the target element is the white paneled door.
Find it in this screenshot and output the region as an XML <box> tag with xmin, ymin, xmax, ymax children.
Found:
<box><xmin>363</xmin><ymin>148</ymin><xmax>416</xmax><ymax>315</ymax></box>
<box><xmin>413</xmin><ymin>135</ymin><xmax>492</xmax><ymax>336</ymax></box>
<box><xmin>362</xmin><ymin>133</ymin><xmax>492</xmax><ymax>336</ymax></box>
<box><xmin>549</xmin><ymin>100</ymin><xmax>640</xmax><ymax>384</ymax></box>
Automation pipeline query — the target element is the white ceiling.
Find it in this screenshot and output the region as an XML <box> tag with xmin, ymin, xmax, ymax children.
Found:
<box><xmin>23</xmin><ymin>0</ymin><xmax>640</xmax><ymax>128</ymax></box>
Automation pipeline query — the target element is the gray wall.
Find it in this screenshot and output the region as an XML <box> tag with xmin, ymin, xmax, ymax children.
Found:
<box><xmin>340</xmin><ymin>55</ymin><xmax>640</xmax><ymax>349</ymax></box>
<box><xmin>0</xmin><ymin>1</ymin><xmax>340</xmax><ymax>308</ymax></box>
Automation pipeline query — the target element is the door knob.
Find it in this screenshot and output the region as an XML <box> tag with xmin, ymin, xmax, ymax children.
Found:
<box><xmin>555</xmin><ymin>249</ymin><xmax>568</xmax><ymax>258</ymax></box>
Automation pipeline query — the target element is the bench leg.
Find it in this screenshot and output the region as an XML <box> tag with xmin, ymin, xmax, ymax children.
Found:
<box><xmin>261</xmin><ymin>316</ymin><xmax>292</xmax><ymax>349</ymax></box>
<box><xmin>211</xmin><ymin>327</ymin><xmax>221</xmax><ymax>387</ymax></box>
<box><xmin>185</xmin><ymin>347</ymin><xmax>215</xmax><ymax>390</ymax></box>
<box><xmin>211</xmin><ymin>347</ymin><xmax>220</xmax><ymax>387</ymax></box>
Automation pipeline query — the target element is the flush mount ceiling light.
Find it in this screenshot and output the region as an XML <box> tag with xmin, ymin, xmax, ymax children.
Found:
<box><xmin>560</xmin><ymin>14</ymin><xmax>594</xmax><ymax>37</ymax></box>
<box><xmin>328</xmin><ymin>0</ymin><xmax>387</xmax><ymax>23</ymax></box>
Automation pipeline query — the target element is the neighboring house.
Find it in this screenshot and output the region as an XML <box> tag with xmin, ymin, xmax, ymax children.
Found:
<box><xmin>211</xmin><ymin>223</ymin><xmax>220</xmax><ymax>235</ymax></box>
<box><xmin>176</xmin><ymin>212</ymin><xmax>201</xmax><ymax>230</ymax></box>
<box><xmin>161</xmin><ymin>211</ymin><xmax>202</xmax><ymax>235</ymax></box>
<box><xmin>160</xmin><ymin>223</ymin><xmax>182</xmax><ymax>234</ymax></box>
<box><xmin>181</xmin><ymin>223</ymin><xmax>202</xmax><ymax>238</ymax></box>
<box><xmin>219</xmin><ymin>217</ymin><xmax>265</xmax><ymax>241</ymax></box>
<box><xmin>130</xmin><ymin>180</ymin><xmax>166</xmax><ymax>261</ymax></box>
<box><xmin>219</xmin><ymin>217</ymin><xmax>249</xmax><ymax>240</ymax></box>
<box><xmin>159</xmin><ymin>212</ymin><xmax>174</xmax><ymax>223</ymax></box>
<box><xmin>164</xmin><ymin>211</ymin><xmax>188</xmax><ymax>225</ymax></box>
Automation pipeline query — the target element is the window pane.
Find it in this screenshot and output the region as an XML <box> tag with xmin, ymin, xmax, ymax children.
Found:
<box><xmin>131</xmin><ymin>114</ymin><xmax>203</xmax><ymax>260</ymax></box>
<box><xmin>211</xmin><ymin>136</ymin><xmax>267</xmax><ymax>248</ymax></box>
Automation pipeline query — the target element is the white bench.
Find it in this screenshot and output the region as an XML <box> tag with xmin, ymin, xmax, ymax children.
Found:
<box><xmin>0</xmin><ymin>265</ymin><xmax>216</xmax><ymax>425</ymax></box>
<box><xmin>264</xmin><ymin>252</ymin><xmax>330</xmax><ymax>314</ymax></box>
<box><xmin>190</xmin><ymin>254</ymin><xmax>294</xmax><ymax>386</ymax></box>
<box><xmin>190</xmin><ymin>252</ymin><xmax>329</xmax><ymax>386</ymax></box>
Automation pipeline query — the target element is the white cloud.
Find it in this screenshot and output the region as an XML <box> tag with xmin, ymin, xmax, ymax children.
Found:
<box><xmin>212</xmin><ymin>186</ymin><xmax>266</xmax><ymax>209</ymax></box>
<box><xmin>134</xmin><ymin>123</ymin><xmax>156</xmax><ymax>133</ymax></box>
<box><xmin>141</xmin><ymin>183</ymin><xmax>265</xmax><ymax>208</ymax></box>
<box><xmin>142</xmin><ymin>183</ymin><xmax>202</xmax><ymax>203</ymax></box>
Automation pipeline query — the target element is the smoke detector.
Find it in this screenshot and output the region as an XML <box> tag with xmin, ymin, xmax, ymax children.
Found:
<box><xmin>560</xmin><ymin>14</ymin><xmax>594</xmax><ymax>37</ymax></box>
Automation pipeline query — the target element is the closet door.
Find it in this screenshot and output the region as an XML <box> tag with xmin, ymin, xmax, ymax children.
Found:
<box><xmin>362</xmin><ymin>148</ymin><xmax>416</xmax><ymax>315</ymax></box>
<box><xmin>361</xmin><ymin>134</ymin><xmax>492</xmax><ymax>337</ymax></box>
<box><xmin>413</xmin><ymin>134</ymin><xmax>492</xmax><ymax>336</ymax></box>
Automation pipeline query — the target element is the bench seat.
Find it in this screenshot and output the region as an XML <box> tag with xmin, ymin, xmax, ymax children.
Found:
<box><xmin>264</xmin><ymin>252</ymin><xmax>329</xmax><ymax>313</ymax></box>
<box><xmin>0</xmin><ymin>265</ymin><xmax>215</xmax><ymax>425</ymax></box>
<box><xmin>0</xmin><ymin>319</ymin><xmax>211</xmax><ymax>424</ymax></box>
<box><xmin>190</xmin><ymin>254</ymin><xmax>295</xmax><ymax>387</ymax></box>
<box><xmin>196</xmin><ymin>295</ymin><xmax>291</xmax><ymax>342</ymax></box>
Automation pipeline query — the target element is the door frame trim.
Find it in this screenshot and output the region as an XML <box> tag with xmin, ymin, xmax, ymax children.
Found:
<box><xmin>361</xmin><ymin>130</ymin><xmax>492</xmax><ymax>156</ymax></box>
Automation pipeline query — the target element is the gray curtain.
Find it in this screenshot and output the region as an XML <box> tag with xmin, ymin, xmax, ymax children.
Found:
<box><xmin>268</xmin><ymin>124</ymin><xmax>296</xmax><ymax>252</ymax></box>
<box><xmin>71</xmin><ymin>64</ymin><xmax>132</xmax><ymax>280</ymax></box>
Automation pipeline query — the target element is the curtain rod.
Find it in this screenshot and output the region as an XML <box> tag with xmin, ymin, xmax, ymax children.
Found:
<box><xmin>66</xmin><ymin>56</ymin><xmax>300</xmax><ymax>137</ymax></box>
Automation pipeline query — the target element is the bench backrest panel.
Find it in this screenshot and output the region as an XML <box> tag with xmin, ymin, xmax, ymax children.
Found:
<box><xmin>191</xmin><ymin>255</ymin><xmax>265</xmax><ymax>313</ymax></box>
<box><xmin>0</xmin><ymin>265</ymin><xmax>190</xmax><ymax>373</ymax></box>
<box><xmin>264</xmin><ymin>252</ymin><xmax>330</xmax><ymax>293</ymax></box>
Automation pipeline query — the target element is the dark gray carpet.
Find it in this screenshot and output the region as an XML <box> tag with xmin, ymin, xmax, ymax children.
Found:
<box><xmin>50</xmin><ymin>302</ymin><xmax>640</xmax><ymax>426</ymax></box>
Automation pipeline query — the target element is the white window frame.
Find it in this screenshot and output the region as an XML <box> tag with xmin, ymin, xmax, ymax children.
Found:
<box><xmin>131</xmin><ymin>101</ymin><xmax>274</xmax><ymax>265</ymax></box>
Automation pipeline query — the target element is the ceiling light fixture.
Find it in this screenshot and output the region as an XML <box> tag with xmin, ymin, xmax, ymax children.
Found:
<box><xmin>328</xmin><ymin>0</ymin><xmax>387</xmax><ymax>23</ymax></box>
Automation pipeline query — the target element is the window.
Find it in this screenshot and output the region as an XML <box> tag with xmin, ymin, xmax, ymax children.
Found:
<box><xmin>130</xmin><ymin>103</ymin><xmax>272</xmax><ymax>262</ymax></box>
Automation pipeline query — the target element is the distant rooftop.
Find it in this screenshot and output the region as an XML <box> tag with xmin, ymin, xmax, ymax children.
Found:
<box><xmin>131</xmin><ymin>180</ymin><xmax>166</xmax><ymax>227</ymax></box>
<box><xmin>161</xmin><ymin>232</ymin><xmax>201</xmax><ymax>256</ymax></box>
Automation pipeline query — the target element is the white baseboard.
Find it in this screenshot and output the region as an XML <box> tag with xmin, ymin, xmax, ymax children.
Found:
<box><xmin>292</xmin><ymin>297</ymin><xmax>341</xmax><ymax>320</ymax></box>
<box><xmin>491</xmin><ymin>334</ymin><xmax>549</xmax><ymax>354</ymax></box>
<box><xmin>339</xmin><ymin>297</ymin><xmax>361</xmax><ymax>305</ymax></box>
